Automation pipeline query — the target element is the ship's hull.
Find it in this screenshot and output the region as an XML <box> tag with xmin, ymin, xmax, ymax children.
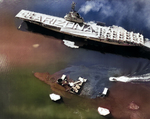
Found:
<box><xmin>24</xmin><ymin>20</ymin><xmax>137</xmax><ymax>47</ymax></box>
<box><xmin>16</xmin><ymin>10</ymin><xmax>147</xmax><ymax>48</ymax></box>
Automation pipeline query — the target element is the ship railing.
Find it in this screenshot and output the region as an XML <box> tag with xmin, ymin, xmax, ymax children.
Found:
<box><xmin>98</xmin><ymin>26</ymin><xmax>144</xmax><ymax>45</ymax></box>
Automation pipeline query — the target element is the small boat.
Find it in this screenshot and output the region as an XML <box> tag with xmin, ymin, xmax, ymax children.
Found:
<box><xmin>63</xmin><ymin>39</ymin><xmax>79</xmax><ymax>48</ymax></box>
<box><xmin>109</xmin><ymin>74</ymin><xmax>150</xmax><ymax>82</ymax></box>
<box><xmin>100</xmin><ymin>87</ymin><xmax>109</xmax><ymax>98</ymax></box>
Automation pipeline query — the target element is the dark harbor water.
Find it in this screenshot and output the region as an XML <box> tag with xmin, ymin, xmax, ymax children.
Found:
<box><xmin>1</xmin><ymin>0</ymin><xmax>150</xmax><ymax>119</ymax></box>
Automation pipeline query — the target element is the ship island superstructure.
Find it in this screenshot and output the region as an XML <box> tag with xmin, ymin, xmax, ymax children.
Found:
<box><xmin>15</xmin><ymin>3</ymin><xmax>147</xmax><ymax>47</ymax></box>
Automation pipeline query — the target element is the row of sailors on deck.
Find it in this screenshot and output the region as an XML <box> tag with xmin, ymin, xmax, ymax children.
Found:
<box><xmin>98</xmin><ymin>27</ymin><xmax>144</xmax><ymax>45</ymax></box>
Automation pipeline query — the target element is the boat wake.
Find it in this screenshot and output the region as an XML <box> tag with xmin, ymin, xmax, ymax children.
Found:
<box><xmin>109</xmin><ymin>73</ymin><xmax>150</xmax><ymax>82</ymax></box>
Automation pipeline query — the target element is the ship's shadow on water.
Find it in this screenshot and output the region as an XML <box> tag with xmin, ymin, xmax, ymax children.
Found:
<box><xmin>18</xmin><ymin>21</ymin><xmax>150</xmax><ymax>60</ymax></box>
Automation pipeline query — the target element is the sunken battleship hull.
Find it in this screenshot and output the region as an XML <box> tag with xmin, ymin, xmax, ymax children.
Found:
<box><xmin>15</xmin><ymin>10</ymin><xmax>150</xmax><ymax>49</ymax></box>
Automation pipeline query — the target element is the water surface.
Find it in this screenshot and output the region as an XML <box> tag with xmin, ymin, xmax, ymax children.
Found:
<box><xmin>1</xmin><ymin>0</ymin><xmax>150</xmax><ymax>119</ymax></box>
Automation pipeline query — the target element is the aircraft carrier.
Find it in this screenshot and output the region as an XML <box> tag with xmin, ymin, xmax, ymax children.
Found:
<box><xmin>15</xmin><ymin>2</ymin><xmax>150</xmax><ymax>49</ymax></box>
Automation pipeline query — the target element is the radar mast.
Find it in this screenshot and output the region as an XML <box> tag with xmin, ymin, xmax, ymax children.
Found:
<box><xmin>71</xmin><ymin>2</ymin><xmax>76</xmax><ymax>12</ymax></box>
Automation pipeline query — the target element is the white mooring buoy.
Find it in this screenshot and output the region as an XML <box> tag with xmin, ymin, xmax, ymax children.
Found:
<box><xmin>98</xmin><ymin>107</ymin><xmax>110</xmax><ymax>116</ymax></box>
<box><xmin>49</xmin><ymin>93</ymin><xmax>61</xmax><ymax>101</ymax></box>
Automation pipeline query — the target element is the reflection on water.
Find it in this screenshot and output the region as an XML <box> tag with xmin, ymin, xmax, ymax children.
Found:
<box><xmin>108</xmin><ymin>82</ymin><xmax>150</xmax><ymax>119</ymax></box>
<box><xmin>1</xmin><ymin>0</ymin><xmax>150</xmax><ymax>119</ymax></box>
<box><xmin>0</xmin><ymin>54</ymin><xmax>9</xmax><ymax>72</ymax></box>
